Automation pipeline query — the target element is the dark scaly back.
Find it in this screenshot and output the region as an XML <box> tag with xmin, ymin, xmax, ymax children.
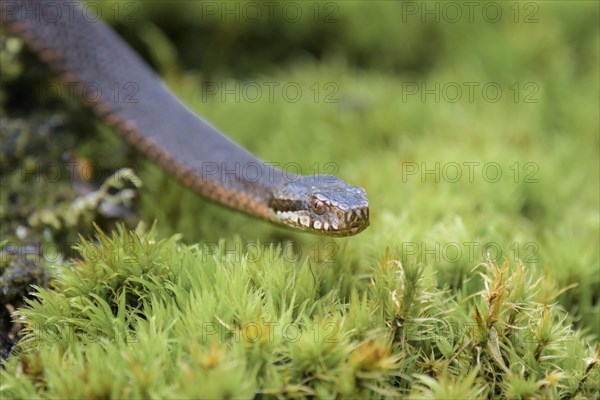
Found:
<box><xmin>1</xmin><ymin>0</ymin><xmax>283</xmax><ymax>219</ymax></box>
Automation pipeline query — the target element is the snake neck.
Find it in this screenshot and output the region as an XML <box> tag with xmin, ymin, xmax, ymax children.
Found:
<box><xmin>0</xmin><ymin>0</ymin><xmax>284</xmax><ymax>221</ymax></box>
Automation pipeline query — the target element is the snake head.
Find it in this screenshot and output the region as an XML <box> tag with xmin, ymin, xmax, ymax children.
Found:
<box><xmin>270</xmin><ymin>175</ymin><xmax>369</xmax><ymax>236</ymax></box>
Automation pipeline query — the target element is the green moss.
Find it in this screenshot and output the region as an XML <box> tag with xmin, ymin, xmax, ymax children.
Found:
<box><xmin>1</xmin><ymin>225</ymin><xmax>598</xmax><ymax>398</ymax></box>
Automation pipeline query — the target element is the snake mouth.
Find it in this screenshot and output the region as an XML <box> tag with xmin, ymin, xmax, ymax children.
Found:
<box><xmin>274</xmin><ymin>206</ymin><xmax>369</xmax><ymax>236</ymax></box>
<box><xmin>344</xmin><ymin>207</ymin><xmax>370</xmax><ymax>235</ymax></box>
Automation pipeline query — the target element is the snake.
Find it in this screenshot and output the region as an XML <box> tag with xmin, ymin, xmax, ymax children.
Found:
<box><xmin>1</xmin><ymin>0</ymin><xmax>369</xmax><ymax>236</ymax></box>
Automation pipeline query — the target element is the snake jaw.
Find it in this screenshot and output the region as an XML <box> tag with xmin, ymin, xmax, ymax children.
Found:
<box><xmin>274</xmin><ymin>207</ymin><xmax>369</xmax><ymax>236</ymax></box>
<box><xmin>270</xmin><ymin>175</ymin><xmax>370</xmax><ymax>236</ymax></box>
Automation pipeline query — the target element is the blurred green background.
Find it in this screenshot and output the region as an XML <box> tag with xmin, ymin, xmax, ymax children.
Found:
<box><xmin>1</xmin><ymin>0</ymin><xmax>598</xmax><ymax>345</ymax></box>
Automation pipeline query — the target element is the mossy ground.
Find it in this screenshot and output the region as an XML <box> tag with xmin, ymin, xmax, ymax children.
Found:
<box><xmin>1</xmin><ymin>1</ymin><xmax>598</xmax><ymax>398</ymax></box>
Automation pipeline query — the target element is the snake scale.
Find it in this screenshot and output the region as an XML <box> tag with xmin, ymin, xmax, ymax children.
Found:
<box><xmin>1</xmin><ymin>0</ymin><xmax>370</xmax><ymax>236</ymax></box>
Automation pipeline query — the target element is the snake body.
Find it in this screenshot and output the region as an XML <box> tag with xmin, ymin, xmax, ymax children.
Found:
<box><xmin>1</xmin><ymin>0</ymin><xmax>369</xmax><ymax>236</ymax></box>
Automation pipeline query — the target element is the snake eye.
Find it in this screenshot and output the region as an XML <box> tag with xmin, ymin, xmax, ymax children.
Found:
<box><xmin>311</xmin><ymin>198</ymin><xmax>326</xmax><ymax>215</ymax></box>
